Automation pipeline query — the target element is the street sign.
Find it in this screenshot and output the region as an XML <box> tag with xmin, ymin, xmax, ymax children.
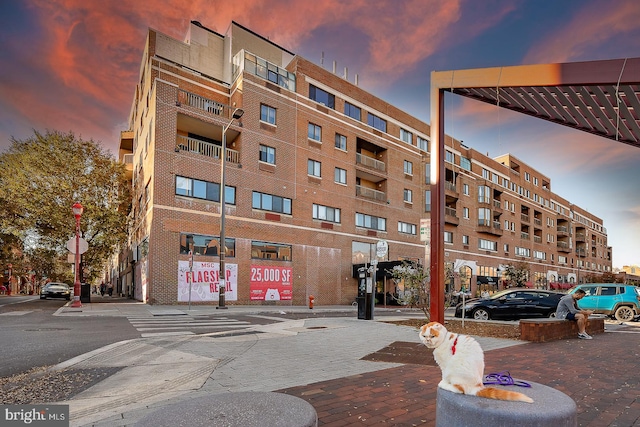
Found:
<box><xmin>420</xmin><ymin>218</ymin><xmax>431</xmax><ymax>242</ymax></box>
<box><xmin>376</xmin><ymin>240</ymin><xmax>388</xmax><ymax>258</ymax></box>
<box><xmin>67</xmin><ymin>237</ymin><xmax>89</xmax><ymax>255</ymax></box>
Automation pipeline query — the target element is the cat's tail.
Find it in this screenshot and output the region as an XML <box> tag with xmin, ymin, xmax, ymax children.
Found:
<box><xmin>476</xmin><ymin>387</ymin><xmax>534</xmax><ymax>403</ymax></box>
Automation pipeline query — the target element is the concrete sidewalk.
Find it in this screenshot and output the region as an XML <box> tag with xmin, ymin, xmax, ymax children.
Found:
<box><xmin>51</xmin><ymin>300</ymin><xmax>639</xmax><ymax>426</ymax></box>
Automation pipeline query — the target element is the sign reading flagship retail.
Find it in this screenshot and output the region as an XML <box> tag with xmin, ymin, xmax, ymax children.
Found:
<box><xmin>177</xmin><ymin>261</ymin><xmax>237</xmax><ymax>302</ymax></box>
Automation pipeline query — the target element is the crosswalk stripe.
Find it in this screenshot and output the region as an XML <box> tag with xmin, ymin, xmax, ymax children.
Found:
<box><xmin>125</xmin><ymin>315</ymin><xmax>252</xmax><ymax>335</ymax></box>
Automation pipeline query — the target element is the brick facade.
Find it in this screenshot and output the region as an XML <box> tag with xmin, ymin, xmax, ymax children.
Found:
<box><xmin>118</xmin><ymin>21</ymin><xmax>612</xmax><ymax>305</ymax></box>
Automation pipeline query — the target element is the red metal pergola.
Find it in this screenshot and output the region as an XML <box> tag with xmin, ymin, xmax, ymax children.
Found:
<box><xmin>429</xmin><ymin>57</ymin><xmax>640</xmax><ymax>323</ymax></box>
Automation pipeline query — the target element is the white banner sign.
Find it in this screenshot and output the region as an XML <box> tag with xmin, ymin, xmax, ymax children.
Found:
<box><xmin>177</xmin><ymin>261</ymin><xmax>238</xmax><ymax>302</ymax></box>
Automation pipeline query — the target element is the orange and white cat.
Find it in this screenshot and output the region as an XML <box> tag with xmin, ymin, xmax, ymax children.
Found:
<box><xmin>419</xmin><ymin>322</ymin><xmax>533</xmax><ymax>403</ymax></box>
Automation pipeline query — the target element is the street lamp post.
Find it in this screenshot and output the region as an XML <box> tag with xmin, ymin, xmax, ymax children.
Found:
<box><xmin>71</xmin><ymin>202</ymin><xmax>84</xmax><ymax>308</ymax></box>
<box><xmin>218</xmin><ymin>108</ymin><xmax>244</xmax><ymax>309</ymax></box>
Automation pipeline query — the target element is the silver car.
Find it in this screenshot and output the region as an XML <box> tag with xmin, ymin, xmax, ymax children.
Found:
<box><xmin>40</xmin><ymin>283</ymin><xmax>72</xmax><ymax>300</ymax></box>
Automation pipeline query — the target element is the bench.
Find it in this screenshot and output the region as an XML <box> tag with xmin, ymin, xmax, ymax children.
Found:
<box><xmin>520</xmin><ymin>317</ymin><xmax>605</xmax><ymax>342</ymax></box>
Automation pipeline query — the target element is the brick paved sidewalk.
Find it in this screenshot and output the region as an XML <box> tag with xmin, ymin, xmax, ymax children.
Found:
<box><xmin>279</xmin><ymin>326</ymin><xmax>640</xmax><ymax>426</ymax></box>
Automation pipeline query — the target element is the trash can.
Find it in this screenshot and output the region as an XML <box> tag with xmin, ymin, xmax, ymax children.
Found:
<box><xmin>80</xmin><ymin>283</ymin><xmax>91</xmax><ymax>303</ymax></box>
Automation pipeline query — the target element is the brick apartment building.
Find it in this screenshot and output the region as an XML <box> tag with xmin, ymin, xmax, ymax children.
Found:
<box><xmin>113</xmin><ymin>21</ymin><xmax>612</xmax><ymax>305</ymax></box>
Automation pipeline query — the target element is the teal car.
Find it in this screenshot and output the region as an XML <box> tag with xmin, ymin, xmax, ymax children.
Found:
<box><xmin>569</xmin><ymin>283</ymin><xmax>640</xmax><ymax>322</ymax></box>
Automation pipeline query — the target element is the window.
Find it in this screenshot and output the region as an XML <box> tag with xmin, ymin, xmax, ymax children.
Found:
<box><xmin>398</xmin><ymin>221</ymin><xmax>417</xmax><ymax>235</ymax></box>
<box><xmin>534</xmin><ymin>250</ymin><xmax>546</xmax><ymax>260</ymax></box>
<box><xmin>463</xmin><ymin>184</ymin><xmax>469</xmax><ymax>195</ymax></box>
<box><xmin>308</xmin><ymin>123</ymin><xmax>321</xmax><ymax>141</ymax></box>
<box><xmin>335</xmin><ymin>133</ymin><xmax>347</xmax><ymax>150</ymax></box>
<box><xmin>259</xmin><ymin>145</ymin><xmax>275</xmax><ymax>164</ymax></box>
<box><xmin>309</xmin><ymin>84</ymin><xmax>335</xmax><ymax>108</ymax></box>
<box><xmin>260</xmin><ymin>104</ymin><xmax>276</xmax><ymax>125</ymax></box>
<box><xmin>404</xmin><ymin>189</ymin><xmax>413</xmax><ymax>203</ymax></box>
<box><xmin>478</xmin><ymin>208</ymin><xmax>490</xmax><ymax>226</ymax></box>
<box><xmin>400</xmin><ymin>128</ymin><xmax>413</xmax><ymax>144</ymax></box>
<box><xmin>479</xmin><ymin>239</ymin><xmax>497</xmax><ymax>251</ymax></box>
<box><xmin>462</xmin><ymin>235</ymin><xmax>469</xmax><ymax>245</ymax></box>
<box><xmin>534</xmin><ymin>177</ymin><xmax>539</xmax><ymax>186</ymax></box>
<box><xmin>460</xmin><ymin>157</ymin><xmax>471</xmax><ymax>171</ymax></box>
<box><xmin>404</xmin><ymin>160</ymin><xmax>413</xmax><ymax>175</ymax></box>
<box><xmin>482</xmin><ymin>168</ymin><xmax>490</xmax><ymax>179</ymax></box>
<box><xmin>313</xmin><ymin>204</ymin><xmax>341</xmax><ymax>223</ymax></box>
<box><xmin>243</xmin><ymin>52</ymin><xmax>296</xmax><ymax>91</ymax></box>
<box><xmin>367</xmin><ymin>112</ymin><xmax>387</xmax><ymax>132</ymax></box>
<box><xmin>307</xmin><ymin>159</ymin><xmax>321</xmax><ymax>177</ymax></box>
<box><xmin>525</xmin><ymin>172</ymin><xmax>530</xmax><ymax>182</ymax></box>
<box><xmin>334</xmin><ymin>167</ymin><xmax>346</xmax><ymax>184</ymax></box>
<box><xmin>444</xmin><ymin>231</ymin><xmax>453</xmax><ymax>243</ymax></box>
<box><xmin>180</xmin><ymin>233</ymin><xmax>235</xmax><ymax>257</ymax></box>
<box><xmin>252</xmin><ymin>191</ymin><xmax>292</xmax><ymax>214</ymax></box>
<box><xmin>355</xmin><ymin>213</ymin><xmax>386</xmax><ymax>231</ymax></box>
<box><xmin>515</xmin><ymin>247</ymin><xmax>530</xmax><ymax>257</ymax></box>
<box><xmin>504</xmin><ymin>244</ymin><xmax>509</xmax><ymax>252</ymax></box>
<box><xmin>463</xmin><ymin>207</ymin><xmax>469</xmax><ymax>219</ymax></box>
<box><xmin>417</xmin><ymin>136</ymin><xmax>429</xmax><ymax>152</ymax></box>
<box><xmin>344</xmin><ymin>102</ymin><xmax>361</xmax><ymax>121</ymax></box>
<box><xmin>445</xmin><ymin>150</ymin><xmax>454</xmax><ymax>163</ymax></box>
<box><xmin>425</xmin><ymin>190</ymin><xmax>431</xmax><ymax>212</ymax></box>
<box><xmin>251</xmin><ymin>241</ymin><xmax>292</xmax><ymax>261</ymax></box>
<box><xmin>478</xmin><ymin>185</ymin><xmax>490</xmax><ymax>203</ymax></box>
<box><xmin>175</xmin><ymin>176</ymin><xmax>235</xmax><ymax>204</ymax></box>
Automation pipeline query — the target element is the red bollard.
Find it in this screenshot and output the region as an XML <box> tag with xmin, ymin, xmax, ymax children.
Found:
<box><xmin>308</xmin><ymin>295</ymin><xmax>315</xmax><ymax>309</ymax></box>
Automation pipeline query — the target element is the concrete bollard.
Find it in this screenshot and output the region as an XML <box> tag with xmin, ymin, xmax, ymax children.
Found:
<box><xmin>135</xmin><ymin>391</ymin><xmax>317</xmax><ymax>427</ymax></box>
<box><xmin>436</xmin><ymin>380</ymin><xmax>576</xmax><ymax>427</ymax></box>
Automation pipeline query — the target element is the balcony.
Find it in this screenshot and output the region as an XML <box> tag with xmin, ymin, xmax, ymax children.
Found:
<box><xmin>478</xmin><ymin>220</ymin><xmax>503</xmax><ymax>236</ymax></box>
<box><xmin>575</xmin><ymin>232</ymin><xmax>586</xmax><ymax>242</ymax></box>
<box><xmin>177</xmin><ymin>90</ymin><xmax>224</xmax><ymax>117</ymax></box>
<box><xmin>533</xmin><ymin>235</ymin><xmax>542</xmax><ymax>243</ymax></box>
<box><xmin>356</xmin><ymin>153</ymin><xmax>386</xmax><ymax>173</ymax></box>
<box><xmin>445</xmin><ymin>207</ymin><xmax>459</xmax><ymax>226</ymax></box>
<box><xmin>557</xmin><ymin>241</ymin><xmax>571</xmax><ymax>253</ymax></box>
<box><xmin>176</xmin><ymin>135</ymin><xmax>240</xmax><ymax>164</ymax></box>
<box><xmin>557</xmin><ymin>225</ymin><xmax>569</xmax><ymax>237</ymax></box>
<box><xmin>521</xmin><ymin>232</ymin><xmax>529</xmax><ymax>240</ymax></box>
<box><xmin>576</xmin><ymin>249</ymin><xmax>586</xmax><ymax>258</ymax></box>
<box><xmin>356</xmin><ymin>185</ymin><xmax>386</xmax><ymax>203</ymax></box>
<box><xmin>521</xmin><ymin>213</ymin><xmax>530</xmax><ymax>223</ymax></box>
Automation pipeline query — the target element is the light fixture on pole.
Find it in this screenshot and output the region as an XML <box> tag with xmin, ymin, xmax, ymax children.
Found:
<box><xmin>71</xmin><ymin>202</ymin><xmax>84</xmax><ymax>308</ymax></box>
<box><xmin>218</xmin><ymin>107</ymin><xmax>244</xmax><ymax>309</ymax></box>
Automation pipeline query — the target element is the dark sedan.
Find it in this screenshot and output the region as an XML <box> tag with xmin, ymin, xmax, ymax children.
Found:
<box><xmin>454</xmin><ymin>288</ymin><xmax>564</xmax><ymax>320</ymax></box>
<box><xmin>40</xmin><ymin>283</ymin><xmax>72</xmax><ymax>300</ymax></box>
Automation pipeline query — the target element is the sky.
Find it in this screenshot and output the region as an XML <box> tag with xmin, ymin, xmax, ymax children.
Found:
<box><xmin>1</xmin><ymin>0</ymin><xmax>639</xmax><ymax>268</ymax></box>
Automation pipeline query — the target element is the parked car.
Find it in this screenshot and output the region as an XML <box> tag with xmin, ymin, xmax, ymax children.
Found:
<box><xmin>568</xmin><ymin>283</ymin><xmax>640</xmax><ymax>322</ymax></box>
<box><xmin>40</xmin><ymin>283</ymin><xmax>72</xmax><ymax>300</ymax></box>
<box><xmin>454</xmin><ymin>288</ymin><xmax>564</xmax><ymax>320</ymax></box>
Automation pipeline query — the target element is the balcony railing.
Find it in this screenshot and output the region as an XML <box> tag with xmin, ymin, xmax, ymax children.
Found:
<box><xmin>521</xmin><ymin>213</ymin><xmax>530</xmax><ymax>222</ymax></box>
<box><xmin>177</xmin><ymin>90</ymin><xmax>224</xmax><ymax>117</ymax></box>
<box><xmin>445</xmin><ymin>181</ymin><xmax>457</xmax><ymax>192</ymax></box>
<box><xmin>534</xmin><ymin>218</ymin><xmax>542</xmax><ymax>227</ymax></box>
<box><xmin>356</xmin><ymin>153</ymin><xmax>386</xmax><ymax>172</ymax></box>
<box><xmin>445</xmin><ymin>207</ymin><xmax>457</xmax><ymax>217</ymax></box>
<box><xmin>176</xmin><ymin>135</ymin><xmax>239</xmax><ymax>164</ymax></box>
<box><xmin>477</xmin><ymin>220</ymin><xmax>502</xmax><ymax>236</ymax></box>
<box><xmin>356</xmin><ymin>185</ymin><xmax>386</xmax><ymax>202</ymax></box>
<box><xmin>534</xmin><ymin>235</ymin><xmax>542</xmax><ymax>243</ymax></box>
<box><xmin>521</xmin><ymin>232</ymin><xmax>529</xmax><ymax>240</ymax></box>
